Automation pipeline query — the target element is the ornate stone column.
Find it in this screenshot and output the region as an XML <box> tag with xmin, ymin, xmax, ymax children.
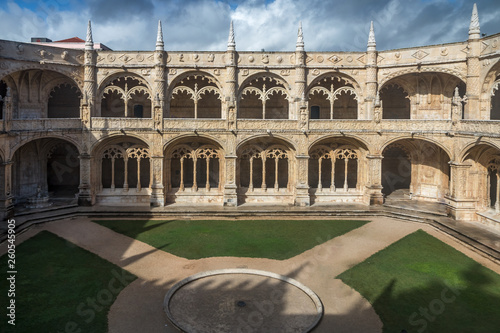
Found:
<box><xmin>366</xmin><ymin>21</ymin><xmax>378</xmax><ymax>121</ymax></box>
<box><xmin>465</xmin><ymin>4</ymin><xmax>481</xmax><ymax>119</ymax></box>
<box><xmin>154</xmin><ymin>20</ymin><xmax>166</xmax><ymax>131</ymax></box>
<box><xmin>149</xmin><ymin>22</ymin><xmax>166</xmax><ymax>207</ymax></box>
<box><xmin>446</xmin><ymin>162</ymin><xmax>476</xmax><ymax>220</ymax></box>
<box><xmin>0</xmin><ymin>160</ymin><xmax>14</xmax><ymax>220</ymax></box>
<box><xmin>294</xmin><ymin>153</ymin><xmax>310</xmax><ymax>206</ymax></box>
<box><xmin>222</xmin><ymin>21</ymin><xmax>239</xmax><ymax>207</ymax></box>
<box><xmin>150</xmin><ymin>155</ymin><xmax>164</xmax><ymax>206</ymax></box>
<box><xmin>78</xmin><ymin>153</ymin><xmax>92</xmax><ymax>206</ymax></box>
<box><xmin>2</xmin><ymin>88</ymin><xmax>12</xmax><ymax>132</ymax></box>
<box><xmin>366</xmin><ymin>154</ymin><xmax>383</xmax><ymax>205</ymax></box>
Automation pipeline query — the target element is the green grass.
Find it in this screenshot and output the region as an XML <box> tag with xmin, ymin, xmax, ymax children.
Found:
<box><xmin>0</xmin><ymin>231</ymin><xmax>136</xmax><ymax>333</ymax></box>
<box><xmin>93</xmin><ymin>219</ymin><xmax>369</xmax><ymax>260</ymax></box>
<box><xmin>337</xmin><ymin>229</ymin><xmax>500</xmax><ymax>333</ymax></box>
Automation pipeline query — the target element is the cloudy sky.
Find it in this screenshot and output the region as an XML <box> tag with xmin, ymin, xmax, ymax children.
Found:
<box><xmin>0</xmin><ymin>0</ymin><xmax>499</xmax><ymax>52</ymax></box>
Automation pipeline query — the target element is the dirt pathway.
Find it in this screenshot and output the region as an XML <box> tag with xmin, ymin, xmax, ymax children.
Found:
<box><xmin>4</xmin><ymin>216</ymin><xmax>498</xmax><ymax>333</ymax></box>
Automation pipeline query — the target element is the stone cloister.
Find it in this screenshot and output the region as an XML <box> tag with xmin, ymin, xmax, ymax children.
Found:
<box><xmin>1</xmin><ymin>5</ymin><xmax>500</xmax><ymax>229</ymax></box>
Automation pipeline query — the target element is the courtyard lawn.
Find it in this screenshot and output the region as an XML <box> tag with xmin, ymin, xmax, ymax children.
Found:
<box><xmin>0</xmin><ymin>231</ymin><xmax>136</xmax><ymax>333</ymax></box>
<box><xmin>337</xmin><ymin>229</ymin><xmax>500</xmax><ymax>333</ymax></box>
<box><xmin>93</xmin><ymin>219</ymin><xmax>369</xmax><ymax>260</ymax></box>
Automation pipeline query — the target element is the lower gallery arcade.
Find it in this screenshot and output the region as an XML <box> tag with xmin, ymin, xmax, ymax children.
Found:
<box><xmin>3</xmin><ymin>133</ymin><xmax>499</xmax><ymax>225</ymax></box>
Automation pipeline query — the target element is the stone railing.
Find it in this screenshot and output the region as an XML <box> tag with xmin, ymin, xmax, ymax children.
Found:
<box><xmin>458</xmin><ymin>120</ymin><xmax>500</xmax><ymax>136</ymax></box>
<box><xmin>10</xmin><ymin>118</ymin><xmax>82</xmax><ymax>131</ymax></box>
<box><xmin>163</xmin><ymin>119</ymin><xmax>226</xmax><ymax>131</ymax></box>
<box><xmin>237</xmin><ymin>119</ymin><xmax>297</xmax><ymax>131</ymax></box>
<box><xmin>91</xmin><ymin>117</ymin><xmax>154</xmax><ymax>130</ymax></box>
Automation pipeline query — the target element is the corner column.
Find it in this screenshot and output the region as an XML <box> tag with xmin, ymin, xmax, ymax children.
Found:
<box><xmin>0</xmin><ymin>160</ymin><xmax>14</xmax><ymax>221</ymax></box>
<box><xmin>445</xmin><ymin>162</ymin><xmax>476</xmax><ymax>220</ymax></box>
<box><xmin>366</xmin><ymin>154</ymin><xmax>384</xmax><ymax>205</ymax></box>
<box><xmin>78</xmin><ymin>153</ymin><xmax>92</xmax><ymax>206</ymax></box>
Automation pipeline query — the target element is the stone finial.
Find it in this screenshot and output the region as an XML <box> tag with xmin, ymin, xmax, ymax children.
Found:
<box><xmin>469</xmin><ymin>3</ymin><xmax>480</xmax><ymax>39</ymax></box>
<box><xmin>296</xmin><ymin>21</ymin><xmax>304</xmax><ymax>51</ymax></box>
<box><xmin>367</xmin><ymin>21</ymin><xmax>376</xmax><ymax>51</ymax></box>
<box><xmin>156</xmin><ymin>20</ymin><xmax>164</xmax><ymax>51</ymax></box>
<box><xmin>227</xmin><ymin>21</ymin><xmax>236</xmax><ymax>51</ymax></box>
<box><xmin>85</xmin><ymin>20</ymin><xmax>94</xmax><ymax>50</ymax></box>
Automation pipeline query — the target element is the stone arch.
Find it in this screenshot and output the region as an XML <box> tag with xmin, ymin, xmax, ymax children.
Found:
<box><xmin>2</xmin><ymin>69</ymin><xmax>82</xmax><ymax>119</ymax></box>
<box><xmin>11</xmin><ymin>137</ymin><xmax>81</xmax><ymax>203</ymax></box>
<box><xmin>167</xmin><ymin>71</ymin><xmax>223</xmax><ymax>119</ymax></box>
<box><xmin>10</xmin><ymin>134</ymin><xmax>83</xmax><ymax>161</ymax></box>
<box><xmin>92</xmin><ymin>136</ymin><xmax>151</xmax><ymax>203</ymax></box>
<box><xmin>459</xmin><ymin>143</ymin><xmax>500</xmax><ymax>212</ymax></box>
<box><xmin>379</xmin><ymin>67</ymin><xmax>466</xmax><ymax>88</ymax></box>
<box><xmin>0</xmin><ymin>64</ymin><xmax>84</xmax><ymax>92</ymax></box>
<box><xmin>458</xmin><ymin>140</ymin><xmax>500</xmax><ymax>163</ymax></box>
<box><xmin>380</xmin><ymin>72</ymin><xmax>465</xmax><ymax>120</ymax></box>
<box><xmin>91</xmin><ymin>133</ymin><xmax>152</xmax><ymax>157</ymax></box>
<box><xmin>236</xmin><ymin>136</ymin><xmax>296</xmax><ymax>204</ymax></box>
<box><xmin>481</xmin><ymin>58</ymin><xmax>500</xmax><ymax>120</ymax></box>
<box><xmin>308</xmin><ymin>137</ymin><xmax>368</xmax><ymax>204</ymax></box>
<box><xmin>164</xmin><ymin>136</ymin><xmax>225</xmax><ymax>204</ymax></box>
<box><xmin>163</xmin><ymin>133</ymin><xmax>225</xmax><ymax>154</ymax></box>
<box><xmin>236</xmin><ymin>134</ymin><xmax>297</xmax><ymax>153</ymax></box>
<box><xmin>380</xmin><ymin>135</ymin><xmax>453</xmax><ymax>160</ymax></box>
<box><xmin>307</xmin><ymin>73</ymin><xmax>360</xmax><ymax>120</ymax></box>
<box><xmin>308</xmin><ymin>135</ymin><xmax>371</xmax><ymax>154</ymax></box>
<box><xmin>238</xmin><ymin>73</ymin><xmax>292</xmax><ymax>119</ymax></box>
<box><xmin>381</xmin><ymin>138</ymin><xmax>451</xmax><ymax>202</ymax></box>
<box><xmin>98</xmin><ymin>72</ymin><xmax>152</xmax><ymax>118</ymax></box>
<box><xmin>98</xmin><ymin>71</ymin><xmax>152</xmax><ymax>95</ymax></box>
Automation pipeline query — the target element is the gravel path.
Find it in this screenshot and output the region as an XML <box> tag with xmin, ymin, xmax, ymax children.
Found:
<box><xmin>4</xmin><ymin>216</ymin><xmax>499</xmax><ymax>333</ymax></box>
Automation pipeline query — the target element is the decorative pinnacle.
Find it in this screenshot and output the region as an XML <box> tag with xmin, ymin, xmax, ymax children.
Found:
<box><xmin>227</xmin><ymin>20</ymin><xmax>236</xmax><ymax>51</ymax></box>
<box><xmin>296</xmin><ymin>21</ymin><xmax>304</xmax><ymax>51</ymax></box>
<box><xmin>156</xmin><ymin>20</ymin><xmax>164</xmax><ymax>51</ymax></box>
<box><xmin>469</xmin><ymin>3</ymin><xmax>480</xmax><ymax>39</ymax></box>
<box><xmin>85</xmin><ymin>20</ymin><xmax>93</xmax><ymax>50</ymax></box>
<box><xmin>367</xmin><ymin>21</ymin><xmax>376</xmax><ymax>51</ymax></box>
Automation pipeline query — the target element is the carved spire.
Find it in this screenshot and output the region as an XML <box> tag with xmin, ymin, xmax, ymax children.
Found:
<box><xmin>156</xmin><ymin>20</ymin><xmax>164</xmax><ymax>51</ymax></box>
<box><xmin>367</xmin><ymin>21</ymin><xmax>376</xmax><ymax>51</ymax></box>
<box><xmin>469</xmin><ymin>3</ymin><xmax>480</xmax><ymax>39</ymax></box>
<box><xmin>227</xmin><ymin>20</ymin><xmax>236</xmax><ymax>51</ymax></box>
<box><xmin>296</xmin><ymin>21</ymin><xmax>304</xmax><ymax>51</ymax></box>
<box><xmin>85</xmin><ymin>20</ymin><xmax>93</xmax><ymax>51</ymax></box>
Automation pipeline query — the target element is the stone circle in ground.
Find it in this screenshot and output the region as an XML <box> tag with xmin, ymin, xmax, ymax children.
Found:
<box><xmin>164</xmin><ymin>269</ymin><xmax>323</xmax><ymax>333</ymax></box>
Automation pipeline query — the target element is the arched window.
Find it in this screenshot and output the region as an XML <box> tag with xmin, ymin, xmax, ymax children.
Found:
<box><xmin>170</xmin><ymin>145</ymin><xmax>221</xmax><ymax>191</ymax></box>
<box><xmin>308</xmin><ymin>77</ymin><xmax>358</xmax><ymax>119</ymax></box>
<box><xmin>380</xmin><ymin>84</ymin><xmax>410</xmax><ymax>119</ymax></box>
<box><xmin>101</xmin><ymin>145</ymin><xmax>150</xmax><ymax>191</ymax></box>
<box><xmin>48</xmin><ymin>83</ymin><xmax>81</xmax><ymax>118</ymax></box>
<box><xmin>169</xmin><ymin>75</ymin><xmax>222</xmax><ymax>118</ymax></box>
<box><xmin>239</xmin><ymin>76</ymin><xmax>290</xmax><ymax>119</ymax></box>
<box><xmin>101</xmin><ymin>76</ymin><xmax>152</xmax><ymax>118</ymax></box>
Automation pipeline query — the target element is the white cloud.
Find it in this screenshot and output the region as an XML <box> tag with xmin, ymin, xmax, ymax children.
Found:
<box><xmin>0</xmin><ymin>0</ymin><xmax>499</xmax><ymax>52</ymax></box>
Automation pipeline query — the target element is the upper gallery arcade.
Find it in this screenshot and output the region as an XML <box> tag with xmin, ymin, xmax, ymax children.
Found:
<box><xmin>1</xmin><ymin>3</ymin><xmax>500</xmax><ymax>228</ymax></box>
